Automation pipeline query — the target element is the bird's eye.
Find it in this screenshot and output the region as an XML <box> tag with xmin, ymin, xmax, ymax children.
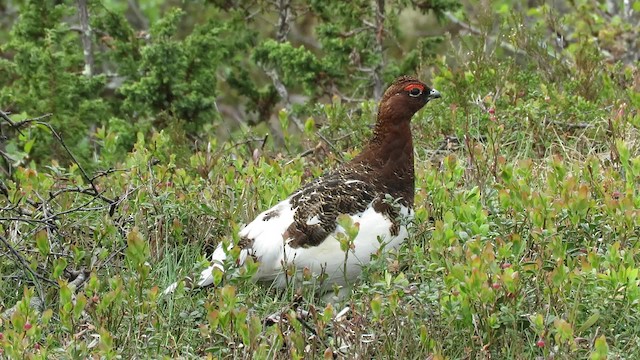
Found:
<box><xmin>404</xmin><ymin>83</ymin><xmax>425</xmax><ymax>97</ymax></box>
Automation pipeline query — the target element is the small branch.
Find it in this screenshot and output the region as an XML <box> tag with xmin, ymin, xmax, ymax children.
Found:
<box><xmin>95</xmin><ymin>244</ymin><xmax>128</xmax><ymax>271</ymax></box>
<box><xmin>371</xmin><ymin>0</ymin><xmax>386</xmax><ymax>100</ymax></box>
<box><xmin>443</xmin><ymin>11</ymin><xmax>528</xmax><ymax>58</ymax></box>
<box><xmin>226</xmin><ymin>136</ymin><xmax>271</xmax><ymax>150</ymax></box>
<box><xmin>262</xmin><ymin>0</ymin><xmax>304</xmax><ymax>132</ymax></box>
<box><xmin>0</xmin><ymin>217</ymin><xmax>57</xmax><ymax>226</ymax></box>
<box><xmin>263</xmin><ymin>71</ymin><xmax>304</xmax><ymax>134</ymax></box>
<box><xmin>66</xmin><ymin>268</ymin><xmax>90</xmax><ymax>290</ymax></box>
<box><xmin>77</xmin><ymin>0</ymin><xmax>94</xmax><ymax>77</ymax></box>
<box><xmin>0</xmin><ymin>109</ymin><xmax>25</xmax><ymax>136</ymax></box>
<box><xmin>338</xmin><ymin>27</ymin><xmax>368</xmax><ymax>38</ymax></box>
<box><xmin>11</xmin><ymin>112</ymin><xmax>54</xmax><ymax>126</ymax></box>
<box><xmin>0</xmin><ymin>234</ymin><xmax>58</xmax><ymax>287</ymax></box>
<box><xmin>14</xmin><ymin>117</ymin><xmax>115</xmax><ymax>205</ymax></box>
<box><xmin>1</xmin><ymin>112</ymin><xmax>119</xmax><ymax>216</ymax></box>
<box><xmin>317</xmin><ymin>132</ymin><xmax>346</xmax><ymax>162</ymax></box>
<box><xmin>544</xmin><ymin>119</ymin><xmax>593</xmax><ymax>130</ymax></box>
<box><xmin>275</xmin><ymin>0</ymin><xmax>291</xmax><ymax>42</ymax></box>
<box><xmin>1</xmin><ymin>294</ymin><xmax>44</xmax><ymax>320</ymax></box>
<box><xmin>266</xmin><ymin>68</ymin><xmax>291</xmax><ymax>107</ymax></box>
<box><xmin>0</xmin><ymin>201</ymin><xmax>34</xmax><ymax>217</ymax></box>
<box><xmin>284</xmin><ymin>148</ymin><xmax>315</xmax><ymax>165</ymax></box>
<box><xmin>333</xmin><ymin>90</ymin><xmax>366</xmax><ymax>104</ymax></box>
<box><xmin>90</xmin><ymin>167</ymin><xmax>128</xmax><ymax>182</ymax></box>
<box><xmin>42</xmin><ymin>197</ymin><xmax>111</xmax><ymax>222</ymax></box>
<box><xmin>48</xmin><ymin>185</ymin><xmax>112</xmax><ymax>204</ymax></box>
<box><xmin>35</xmin><ymin>119</ymin><xmax>93</xmax><ymax>187</ymax></box>
<box><xmin>127</xmin><ymin>0</ymin><xmax>149</xmax><ymax>30</ymax></box>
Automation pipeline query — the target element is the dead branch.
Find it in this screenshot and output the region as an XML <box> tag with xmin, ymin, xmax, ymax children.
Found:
<box><xmin>127</xmin><ymin>0</ymin><xmax>150</xmax><ymax>30</ymax></box>
<box><xmin>77</xmin><ymin>0</ymin><xmax>94</xmax><ymax>77</ymax></box>
<box><xmin>275</xmin><ymin>0</ymin><xmax>291</xmax><ymax>42</ymax></box>
<box><xmin>2</xmin><ymin>113</ymin><xmax>117</xmax><ymax>207</ymax></box>
<box><xmin>0</xmin><ymin>109</ymin><xmax>25</xmax><ymax>136</ymax></box>
<box><xmin>0</xmin><ymin>111</ymin><xmax>129</xmax><ymax>295</ymax></box>
<box><xmin>0</xmin><ymin>234</ymin><xmax>58</xmax><ymax>288</ymax></box>
<box><xmin>262</xmin><ymin>0</ymin><xmax>305</xmax><ymax>132</ymax></box>
<box><xmin>443</xmin><ymin>11</ymin><xmax>529</xmax><ymax>59</ymax></box>
<box><xmin>0</xmin><ymin>293</ymin><xmax>44</xmax><ymax>321</ymax></box>
<box><xmin>371</xmin><ymin>0</ymin><xmax>385</xmax><ymax>101</ymax></box>
<box><xmin>66</xmin><ymin>268</ymin><xmax>90</xmax><ymax>290</ymax></box>
<box><xmin>285</xmin><ymin>148</ymin><xmax>315</xmax><ymax>165</ymax></box>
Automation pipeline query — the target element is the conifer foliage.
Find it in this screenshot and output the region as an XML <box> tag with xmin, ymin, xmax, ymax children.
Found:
<box><xmin>0</xmin><ymin>0</ymin><xmax>639</xmax><ymax>358</ymax></box>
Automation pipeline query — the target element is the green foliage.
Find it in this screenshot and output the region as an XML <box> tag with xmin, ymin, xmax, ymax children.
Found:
<box><xmin>1</xmin><ymin>2</ymin><xmax>107</xmax><ymax>164</ymax></box>
<box><xmin>1</xmin><ymin>0</ymin><xmax>640</xmax><ymax>358</ymax></box>
<box><xmin>1</xmin><ymin>0</ymin><xmax>452</xmax><ymax>170</ymax></box>
<box><xmin>253</xmin><ymin>39</ymin><xmax>330</xmax><ymax>95</ymax></box>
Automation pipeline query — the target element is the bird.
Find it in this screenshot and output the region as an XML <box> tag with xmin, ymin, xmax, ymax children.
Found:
<box><xmin>164</xmin><ymin>76</ymin><xmax>441</xmax><ymax>300</ymax></box>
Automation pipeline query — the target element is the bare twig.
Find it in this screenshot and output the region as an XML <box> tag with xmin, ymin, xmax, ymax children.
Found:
<box><xmin>0</xmin><ymin>109</ymin><xmax>25</xmax><ymax>136</ymax></box>
<box><xmin>275</xmin><ymin>0</ymin><xmax>291</xmax><ymax>42</ymax></box>
<box><xmin>42</xmin><ymin>196</ymin><xmax>112</xmax><ymax>222</ymax></box>
<box><xmin>66</xmin><ymin>268</ymin><xmax>90</xmax><ymax>290</ymax></box>
<box><xmin>48</xmin><ymin>185</ymin><xmax>111</xmax><ymax>202</ymax></box>
<box><xmin>1</xmin><ymin>293</ymin><xmax>44</xmax><ymax>320</ymax></box>
<box><xmin>317</xmin><ymin>132</ymin><xmax>347</xmax><ymax>163</ymax></box>
<box><xmin>77</xmin><ymin>0</ymin><xmax>94</xmax><ymax>77</ymax></box>
<box><xmin>9</xmin><ymin>116</ymin><xmax>116</xmax><ymax>206</ymax></box>
<box><xmin>95</xmin><ymin>244</ymin><xmax>128</xmax><ymax>271</ymax></box>
<box><xmin>0</xmin><ymin>200</ymin><xmax>34</xmax><ymax>216</ymax></box>
<box><xmin>443</xmin><ymin>11</ymin><xmax>529</xmax><ymax>58</ymax></box>
<box><xmin>127</xmin><ymin>0</ymin><xmax>149</xmax><ymax>30</ymax></box>
<box><xmin>264</xmin><ymin>70</ymin><xmax>305</xmax><ymax>132</ymax></box>
<box><xmin>0</xmin><ymin>110</ymin><xmax>133</xmax><ymax>311</ymax></box>
<box><xmin>11</xmin><ymin>112</ymin><xmax>54</xmax><ymax>125</ymax></box>
<box><xmin>0</xmin><ymin>234</ymin><xmax>58</xmax><ymax>287</ymax></box>
<box><xmin>0</xmin><ymin>217</ymin><xmax>57</xmax><ymax>226</ymax></box>
<box><xmin>544</xmin><ymin>119</ymin><xmax>593</xmax><ymax>130</ymax></box>
<box><xmin>371</xmin><ymin>0</ymin><xmax>385</xmax><ymax>101</ymax></box>
<box><xmin>284</xmin><ymin>148</ymin><xmax>315</xmax><ymax>165</ymax></box>
<box><xmin>261</xmin><ymin>0</ymin><xmax>305</xmax><ymax>132</ymax></box>
<box><xmin>90</xmin><ymin>168</ymin><xmax>128</xmax><ymax>182</ymax></box>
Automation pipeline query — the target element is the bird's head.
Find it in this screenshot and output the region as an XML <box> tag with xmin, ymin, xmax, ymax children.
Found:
<box><xmin>378</xmin><ymin>76</ymin><xmax>441</xmax><ymax>122</ymax></box>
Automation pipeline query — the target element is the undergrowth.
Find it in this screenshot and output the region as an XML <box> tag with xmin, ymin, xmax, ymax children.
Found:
<box><xmin>1</xmin><ymin>1</ymin><xmax>640</xmax><ymax>359</ymax></box>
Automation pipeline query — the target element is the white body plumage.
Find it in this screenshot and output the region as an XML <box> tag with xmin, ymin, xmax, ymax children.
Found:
<box><xmin>164</xmin><ymin>196</ymin><xmax>411</xmax><ymax>296</ymax></box>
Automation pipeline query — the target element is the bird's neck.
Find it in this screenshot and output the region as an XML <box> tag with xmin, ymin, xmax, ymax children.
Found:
<box><xmin>355</xmin><ymin>119</ymin><xmax>415</xmax><ymax>205</ymax></box>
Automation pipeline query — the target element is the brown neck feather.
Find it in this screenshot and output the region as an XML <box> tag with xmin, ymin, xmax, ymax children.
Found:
<box><xmin>354</xmin><ymin>108</ymin><xmax>415</xmax><ymax>206</ymax></box>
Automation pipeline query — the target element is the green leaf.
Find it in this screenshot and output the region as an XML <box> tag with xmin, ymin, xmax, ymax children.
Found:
<box><xmin>577</xmin><ymin>312</ymin><xmax>600</xmax><ymax>334</ymax></box>
<box><xmin>304</xmin><ymin>117</ymin><xmax>315</xmax><ymax>134</ymax></box>
<box><xmin>590</xmin><ymin>335</ymin><xmax>608</xmax><ymax>360</ymax></box>
<box><xmin>125</xmin><ymin>227</ymin><xmax>148</xmax><ymax>268</ymax></box>
<box><xmin>370</xmin><ymin>295</ymin><xmax>382</xmax><ymax>318</ymax></box>
<box><xmin>59</xmin><ymin>281</ymin><xmax>72</xmax><ymax>309</ymax></box>
<box><xmin>73</xmin><ymin>293</ymin><xmax>87</xmax><ymax>320</ymax></box>
<box><xmin>616</xmin><ymin>139</ymin><xmax>630</xmax><ymax>165</ymax></box>
<box><xmin>553</xmin><ymin>319</ymin><xmax>574</xmax><ymax>343</ymax></box>
<box><xmin>53</xmin><ymin>257</ymin><xmax>68</xmax><ymax>278</ymax></box>
<box><xmin>23</xmin><ymin>138</ymin><xmax>35</xmax><ymax>154</ymax></box>
<box><xmin>35</xmin><ymin>230</ymin><xmax>49</xmax><ymax>256</ymax></box>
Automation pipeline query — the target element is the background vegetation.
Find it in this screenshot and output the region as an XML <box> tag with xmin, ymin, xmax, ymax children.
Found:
<box><xmin>0</xmin><ymin>0</ymin><xmax>639</xmax><ymax>358</ymax></box>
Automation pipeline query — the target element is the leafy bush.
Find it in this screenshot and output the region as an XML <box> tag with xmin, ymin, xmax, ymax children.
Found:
<box><xmin>1</xmin><ymin>0</ymin><xmax>639</xmax><ymax>358</ymax></box>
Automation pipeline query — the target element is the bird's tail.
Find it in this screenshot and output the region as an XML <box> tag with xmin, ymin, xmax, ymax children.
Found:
<box><xmin>162</xmin><ymin>245</ymin><xmax>227</xmax><ymax>295</ymax></box>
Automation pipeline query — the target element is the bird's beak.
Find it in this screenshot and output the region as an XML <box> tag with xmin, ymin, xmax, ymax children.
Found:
<box><xmin>429</xmin><ymin>89</ymin><xmax>441</xmax><ymax>100</ymax></box>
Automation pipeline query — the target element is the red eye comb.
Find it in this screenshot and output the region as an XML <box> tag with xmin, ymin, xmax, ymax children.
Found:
<box><xmin>404</xmin><ymin>84</ymin><xmax>425</xmax><ymax>92</ymax></box>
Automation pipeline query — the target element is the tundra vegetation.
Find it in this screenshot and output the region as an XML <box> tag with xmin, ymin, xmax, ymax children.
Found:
<box><xmin>0</xmin><ymin>0</ymin><xmax>639</xmax><ymax>358</ymax></box>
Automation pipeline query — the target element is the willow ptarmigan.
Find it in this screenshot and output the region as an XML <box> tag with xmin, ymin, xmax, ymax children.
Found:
<box><xmin>164</xmin><ymin>76</ymin><xmax>440</xmax><ymax>299</ymax></box>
